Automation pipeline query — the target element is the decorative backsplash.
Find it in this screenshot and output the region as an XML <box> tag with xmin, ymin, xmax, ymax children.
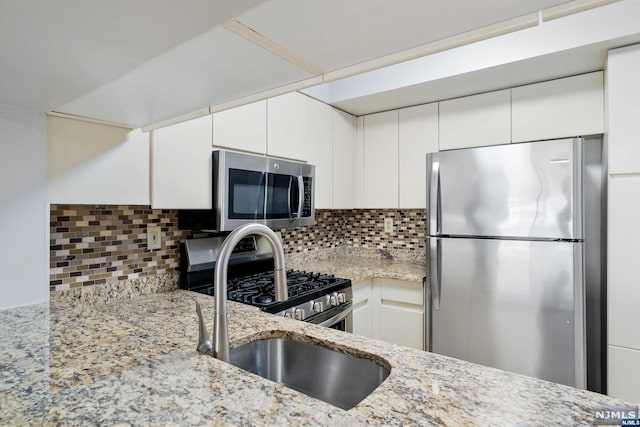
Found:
<box><xmin>49</xmin><ymin>205</ymin><xmax>184</xmax><ymax>292</ymax></box>
<box><xmin>277</xmin><ymin>209</ymin><xmax>426</xmax><ymax>255</ymax></box>
<box><xmin>50</xmin><ymin>206</ymin><xmax>426</xmax><ymax>292</ymax></box>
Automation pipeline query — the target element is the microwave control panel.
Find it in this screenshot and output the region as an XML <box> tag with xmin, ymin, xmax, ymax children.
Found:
<box><xmin>303</xmin><ymin>177</ymin><xmax>312</xmax><ymax>217</ymax></box>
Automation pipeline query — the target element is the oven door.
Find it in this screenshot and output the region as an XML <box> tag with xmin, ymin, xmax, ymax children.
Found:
<box><xmin>306</xmin><ymin>301</ymin><xmax>353</xmax><ymax>333</ymax></box>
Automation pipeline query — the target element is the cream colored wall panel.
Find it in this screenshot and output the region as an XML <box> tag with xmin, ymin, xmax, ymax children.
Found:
<box><xmin>363</xmin><ymin>110</ymin><xmax>398</xmax><ymax>208</ymax></box>
<box><xmin>267</xmin><ymin>92</ymin><xmax>307</xmax><ymax>161</ymax></box>
<box><xmin>608</xmin><ymin>345</ymin><xmax>640</xmax><ymax>403</ymax></box>
<box><xmin>151</xmin><ymin>115</ymin><xmax>212</xmax><ymax>209</ymax></box>
<box><xmin>332</xmin><ymin>109</ymin><xmax>356</xmax><ymax>209</ymax></box>
<box><xmin>307</xmin><ymin>98</ymin><xmax>332</xmax><ymax>209</ymax></box>
<box><xmin>608</xmin><ymin>44</ymin><xmax>640</xmax><ymax>175</ymax></box>
<box><xmin>512</xmin><ymin>72</ymin><xmax>604</xmax><ymax>143</ymax></box>
<box><xmin>439</xmin><ymin>89</ymin><xmax>510</xmax><ymax>150</ymax></box>
<box><xmin>212</xmin><ymin>100</ymin><xmax>266</xmax><ymax>154</ymax></box>
<box><xmin>608</xmin><ymin>175</ymin><xmax>640</xmax><ymax>350</ymax></box>
<box><xmin>399</xmin><ymin>103</ymin><xmax>438</xmax><ymax>208</ymax></box>
<box><xmin>47</xmin><ymin>116</ymin><xmax>150</xmax><ymax>205</ymax></box>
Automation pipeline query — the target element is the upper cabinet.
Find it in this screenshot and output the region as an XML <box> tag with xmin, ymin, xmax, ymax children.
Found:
<box><xmin>398</xmin><ymin>103</ymin><xmax>438</xmax><ymax>209</ymax></box>
<box><xmin>362</xmin><ymin>111</ymin><xmax>399</xmax><ymax>208</ymax></box>
<box><xmin>47</xmin><ymin>116</ymin><xmax>150</xmax><ymax>205</ymax></box>
<box><xmin>306</xmin><ymin>97</ymin><xmax>333</xmax><ymax>209</ymax></box>
<box><xmin>439</xmin><ymin>89</ymin><xmax>511</xmax><ymax>150</ymax></box>
<box><xmin>333</xmin><ymin>109</ymin><xmax>356</xmax><ymax>209</ymax></box>
<box><xmin>151</xmin><ymin>115</ymin><xmax>212</xmax><ymax>209</ymax></box>
<box><xmin>267</xmin><ymin>92</ymin><xmax>308</xmax><ymax>161</ymax></box>
<box><xmin>212</xmin><ymin>100</ymin><xmax>266</xmax><ymax>154</ymax></box>
<box><xmin>511</xmin><ymin>72</ymin><xmax>604</xmax><ymax>143</ymax></box>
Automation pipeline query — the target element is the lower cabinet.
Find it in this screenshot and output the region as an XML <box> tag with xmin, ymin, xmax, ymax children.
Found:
<box><xmin>352</xmin><ymin>278</ymin><xmax>424</xmax><ymax>350</ymax></box>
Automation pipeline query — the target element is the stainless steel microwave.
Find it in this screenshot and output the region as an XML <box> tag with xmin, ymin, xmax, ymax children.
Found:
<box><xmin>178</xmin><ymin>150</ymin><xmax>315</xmax><ymax>231</ymax></box>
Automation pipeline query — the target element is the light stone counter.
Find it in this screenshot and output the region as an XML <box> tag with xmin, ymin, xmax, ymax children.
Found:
<box><xmin>286</xmin><ymin>247</ymin><xmax>426</xmax><ymax>284</ymax></box>
<box><xmin>0</xmin><ymin>290</ymin><xmax>632</xmax><ymax>426</ymax></box>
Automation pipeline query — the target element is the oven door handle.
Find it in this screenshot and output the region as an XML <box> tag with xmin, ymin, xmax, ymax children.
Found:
<box><xmin>317</xmin><ymin>303</ymin><xmax>353</xmax><ymax>328</ymax></box>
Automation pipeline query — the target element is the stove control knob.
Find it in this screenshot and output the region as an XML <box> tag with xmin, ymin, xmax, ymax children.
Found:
<box><xmin>312</xmin><ymin>301</ymin><xmax>324</xmax><ymax>313</ymax></box>
<box><xmin>294</xmin><ymin>308</ymin><xmax>305</xmax><ymax>320</ymax></box>
<box><xmin>337</xmin><ymin>293</ymin><xmax>346</xmax><ymax>304</ymax></box>
<box><xmin>284</xmin><ymin>311</ymin><xmax>294</xmax><ymax>319</ymax></box>
<box><xmin>329</xmin><ymin>293</ymin><xmax>339</xmax><ymax>307</ymax></box>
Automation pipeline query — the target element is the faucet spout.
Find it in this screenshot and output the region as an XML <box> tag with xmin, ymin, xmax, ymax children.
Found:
<box><xmin>213</xmin><ymin>223</ymin><xmax>288</xmax><ymax>362</ymax></box>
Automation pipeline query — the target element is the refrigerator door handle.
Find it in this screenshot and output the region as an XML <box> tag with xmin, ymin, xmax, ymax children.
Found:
<box><xmin>573</xmin><ymin>243</ymin><xmax>586</xmax><ymax>389</ymax></box>
<box><xmin>430</xmin><ymin>237</ymin><xmax>442</xmax><ymax>311</ymax></box>
<box><xmin>429</xmin><ymin>161</ymin><xmax>441</xmax><ymax>234</ymax></box>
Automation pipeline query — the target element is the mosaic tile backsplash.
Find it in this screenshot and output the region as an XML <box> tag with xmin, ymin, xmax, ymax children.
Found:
<box><xmin>49</xmin><ymin>205</ymin><xmax>184</xmax><ymax>292</ymax></box>
<box><xmin>50</xmin><ymin>206</ymin><xmax>426</xmax><ymax>292</ymax></box>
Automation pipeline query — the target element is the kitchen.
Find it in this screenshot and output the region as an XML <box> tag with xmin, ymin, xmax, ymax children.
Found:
<box><xmin>2</xmin><ymin>0</ymin><xmax>640</xmax><ymax>425</ymax></box>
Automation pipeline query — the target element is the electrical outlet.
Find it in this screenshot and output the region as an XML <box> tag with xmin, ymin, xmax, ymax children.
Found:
<box><xmin>384</xmin><ymin>217</ymin><xmax>394</xmax><ymax>233</ymax></box>
<box><xmin>147</xmin><ymin>225</ymin><xmax>161</xmax><ymax>250</ymax></box>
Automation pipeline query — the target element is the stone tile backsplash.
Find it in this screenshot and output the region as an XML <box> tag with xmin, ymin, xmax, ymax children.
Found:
<box><xmin>50</xmin><ymin>206</ymin><xmax>426</xmax><ymax>293</ymax></box>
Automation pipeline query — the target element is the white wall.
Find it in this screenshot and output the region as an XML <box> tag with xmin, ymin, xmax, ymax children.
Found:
<box><xmin>0</xmin><ymin>105</ymin><xmax>47</xmax><ymax>309</ymax></box>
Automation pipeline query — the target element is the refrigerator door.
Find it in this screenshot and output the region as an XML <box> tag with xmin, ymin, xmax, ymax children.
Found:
<box><xmin>428</xmin><ymin>237</ymin><xmax>585</xmax><ymax>388</ymax></box>
<box><xmin>427</xmin><ymin>138</ymin><xmax>582</xmax><ymax>239</ymax></box>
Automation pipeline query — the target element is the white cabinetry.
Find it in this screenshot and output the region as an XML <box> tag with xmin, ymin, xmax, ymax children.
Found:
<box><xmin>306</xmin><ymin>98</ymin><xmax>333</xmax><ymax>209</ymax></box>
<box><xmin>511</xmin><ymin>72</ymin><xmax>604</xmax><ymax>143</ymax></box>
<box><xmin>362</xmin><ymin>111</ymin><xmax>398</xmax><ymax>208</ymax></box>
<box><xmin>398</xmin><ymin>103</ymin><xmax>438</xmax><ymax>208</ymax></box>
<box><xmin>47</xmin><ymin>116</ymin><xmax>150</xmax><ymax>205</ymax></box>
<box><xmin>212</xmin><ymin>100</ymin><xmax>266</xmax><ymax>154</ymax></box>
<box><xmin>607</xmin><ymin>46</ymin><xmax>640</xmax><ymax>174</ymax></box>
<box><xmin>267</xmin><ymin>92</ymin><xmax>307</xmax><ymax>161</ymax></box>
<box><xmin>332</xmin><ymin>109</ymin><xmax>356</xmax><ymax>209</ymax></box>
<box><xmin>439</xmin><ymin>89</ymin><xmax>510</xmax><ymax>150</ymax></box>
<box><xmin>374</xmin><ymin>279</ymin><xmax>424</xmax><ymax>350</ymax></box>
<box><xmin>352</xmin><ymin>279</ymin><xmax>373</xmax><ymax>338</ymax></box>
<box><xmin>151</xmin><ymin>115</ymin><xmax>212</xmax><ymax>209</ymax></box>
<box><xmin>352</xmin><ymin>278</ymin><xmax>424</xmax><ymax>350</ymax></box>
<box><xmin>606</xmin><ymin>44</ymin><xmax>640</xmax><ymax>402</ymax></box>
<box><xmin>608</xmin><ymin>345</ymin><xmax>640</xmax><ymax>403</ymax></box>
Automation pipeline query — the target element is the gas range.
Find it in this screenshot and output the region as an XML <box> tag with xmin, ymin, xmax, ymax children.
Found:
<box><xmin>180</xmin><ymin>234</ymin><xmax>353</xmax><ymax>330</ymax></box>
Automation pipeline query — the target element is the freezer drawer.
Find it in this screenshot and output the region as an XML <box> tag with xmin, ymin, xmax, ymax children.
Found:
<box><xmin>427</xmin><ymin>138</ymin><xmax>584</xmax><ymax>239</ymax></box>
<box><xmin>428</xmin><ymin>237</ymin><xmax>585</xmax><ymax>388</ymax></box>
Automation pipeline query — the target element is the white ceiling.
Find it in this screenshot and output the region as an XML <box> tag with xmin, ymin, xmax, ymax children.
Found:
<box><xmin>3</xmin><ymin>0</ymin><xmax>626</xmax><ymax>128</ymax></box>
<box><xmin>0</xmin><ymin>0</ymin><xmax>264</xmax><ymax>113</ymax></box>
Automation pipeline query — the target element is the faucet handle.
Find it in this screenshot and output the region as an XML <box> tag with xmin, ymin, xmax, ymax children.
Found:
<box><xmin>195</xmin><ymin>301</ymin><xmax>213</xmax><ymax>356</ymax></box>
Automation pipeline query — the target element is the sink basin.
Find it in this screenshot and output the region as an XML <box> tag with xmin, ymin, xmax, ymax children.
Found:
<box><xmin>229</xmin><ymin>336</ymin><xmax>390</xmax><ymax>410</ymax></box>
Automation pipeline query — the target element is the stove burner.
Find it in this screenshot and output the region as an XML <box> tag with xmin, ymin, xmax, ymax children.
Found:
<box><xmin>255</xmin><ymin>295</ymin><xmax>274</xmax><ymax>304</ymax></box>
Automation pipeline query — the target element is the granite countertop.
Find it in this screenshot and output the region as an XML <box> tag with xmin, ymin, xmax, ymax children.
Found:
<box><xmin>1</xmin><ymin>289</ymin><xmax>632</xmax><ymax>426</ymax></box>
<box><xmin>286</xmin><ymin>247</ymin><xmax>426</xmax><ymax>284</ymax></box>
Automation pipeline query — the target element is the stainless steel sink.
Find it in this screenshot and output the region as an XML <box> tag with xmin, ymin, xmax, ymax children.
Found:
<box><xmin>229</xmin><ymin>337</ymin><xmax>390</xmax><ymax>410</ymax></box>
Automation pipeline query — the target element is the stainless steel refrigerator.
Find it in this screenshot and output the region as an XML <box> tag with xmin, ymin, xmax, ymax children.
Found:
<box><xmin>425</xmin><ymin>137</ymin><xmax>605</xmax><ymax>393</ymax></box>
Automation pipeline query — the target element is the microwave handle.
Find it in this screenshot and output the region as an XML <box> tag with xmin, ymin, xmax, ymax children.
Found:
<box><xmin>287</xmin><ymin>176</ymin><xmax>294</xmax><ymax>218</ymax></box>
<box><xmin>296</xmin><ymin>176</ymin><xmax>304</xmax><ymax>219</ymax></box>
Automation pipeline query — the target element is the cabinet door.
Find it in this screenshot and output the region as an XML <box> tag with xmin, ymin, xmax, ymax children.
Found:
<box><xmin>608</xmin><ymin>175</ymin><xmax>640</xmax><ymax>350</ymax></box>
<box><xmin>398</xmin><ymin>103</ymin><xmax>438</xmax><ymax>208</ymax></box>
<box><xmin>267</xmin><ymin>92</ymin><xmax>307</xmax><ymax>161</ymax></box>
<box><xmin>151</xmin><ymin>115</ymin><xmax>212</xmax><ymax>209</ymax></box>
<box><xmin>332</xmin><ymin>109</ymin><xmax>356</xmax><ymax>209</ymax></box>
<box><xmin>607</xmin><ymin>45</ymin><xmax>640</xmax><ymax>174</ymax></box>
<box><xmin>352</xmin><ymin>280</ymin><xmax>373</xmax><ymax>338</ymax></box>
<box><xmin>47</xmin><ymin>116</ymin><xmax>150</xmax><ymax>205</ymax></box>
<box><xmin>439</xmin><ymin>89</ymin><xmax>511</xmax><ymax>150</ymax></box>
<box><xmin>306</xmin><ymin>98</ymin><xmax>332</xmax><ymax>209</ymax></box>
<box><xmin>608</xmin><ymin>345</ymin><xmax>640</xmax><ymax>403</ymax></box>
<box><xmin>363</xmin><ymin>111</ymin><xmax>398</xmax><ymax>208</ymax></box>
<box><xmin>212</xmin><ymin>100</ymin><xmax>266</xmax><ymax>154</ymax></box>
<box><xmin>374</xmin><ymin>279</ymin><xmax>424</xmax><ymax>350</ymax></box>
<box><xmin>512</xmin><ymin>72</ymin><xmax>604</xmax><ymax>143</ymax></box>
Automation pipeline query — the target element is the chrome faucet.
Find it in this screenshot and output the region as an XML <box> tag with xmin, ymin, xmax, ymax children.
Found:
<box><xmin>196</xmin><ymin>223</ymin><xmax>288</xmax><ymax>362</ymax></box>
